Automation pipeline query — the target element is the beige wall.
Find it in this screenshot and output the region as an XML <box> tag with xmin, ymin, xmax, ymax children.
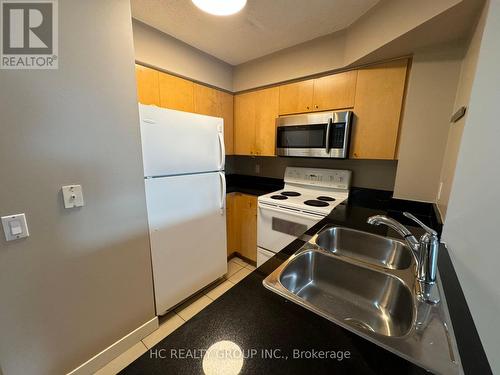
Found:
<box><xmin>131</xmin><ymin>0</ymin><xmax>463</xmax><ymax>92</ymax></box>
<box><xmin>442</xmin><ymin>0</ymin><xmax>500</xmax><ymax>372</ymax></box>
<box><xmin>232</xmin><ymin>0</ymin><xmax>460</xmax><ymax>92</ymax></box>
<box><xmin>437</xmin><ymin>3</ymin><xmax>487</xmax><ymax>217</ymax></box>
<box><xmin>0</xmin><ymin>1</ymin><xmax>155</xmax><ymax>374</ymax></box>
<box><xmin>227</xmin><ymin>156</ymin><xmax>398</xmax><ymax>191</ymax></box>
<box><xmin>132</xmin><ymin>19</ymin><xmax>233</xmax><ymax>91</ymax></box>
<box><xmin>344</xmin><ymin>0</ymin><xmax>460</xmax><ymax>64</ymax></box>
<box><xmin>232</xmin><ymin>31</ymin><xmax>347</xmax><ymax>92</ymax></box>
<box><xmin>393</xmin><ymin>44</ymin><xmax>462</xmax><ymax>202</ymax></box>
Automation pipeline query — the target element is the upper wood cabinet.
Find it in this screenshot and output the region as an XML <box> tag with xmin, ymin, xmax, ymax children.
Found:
<box><xmin>194</xmin><ymin>83</ymin><xmax>218</xmax><ymax>115</ymax></box>
<box><xmin>219</xmin><ymin>91</ymin><xmax>234</xmax><ymax>155</ymax></box>
<box><xmin>234</xmin><ymin>87</ymin><xmax>279</xmax><ymax>156</ymax></box>
<box><xmin>134</xmin><ymin>65</ymin><xmax>234</xmax><ymax>155</ymax></box>
<box><xmin>313</xmin><ymin>70</ymin><xmax>357</xmax><ymax>111</ymax></box>
<box><xmin>350</xmin><ymin>59</ymin><xmax>408</xmax><ymax>160</ymax></box>
<box><xmin>278</xmin><ymin>70</ymin><xmax>357</xmax><ymax>115</ymax></box>
<box><xmin>234</xmin><ymin>91</ymin><xmax>256</xmax><ymax>155</ymax></box>
<box><xmin>279</xmin><ymin>80</ymin><xmax>314</xmax><ymax>115</ymax></box>
<box><xmin>194</xmin><ymin>84</ymin><xmax>234</xmax><ymax>155</ymax></box>
<box><xmin>158</xmin><ymin>72</ymin><xmax>194</xmax><ymax>112</ymax></box>
<box><xmin>135</xmin><ymin>65</ymin><xmax>160</xmax><ymax>106</ymax></box>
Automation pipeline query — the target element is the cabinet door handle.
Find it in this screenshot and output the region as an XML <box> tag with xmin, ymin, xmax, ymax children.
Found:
<box><xmin>315</xmin><ymin>105</ymin><xmax>319</xmax><ymax>109</ymax></box>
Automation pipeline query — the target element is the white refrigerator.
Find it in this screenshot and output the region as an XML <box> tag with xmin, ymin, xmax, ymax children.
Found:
<box><xmin>139</xmin><ymin>104</ymin><xmax>227</xmax><ymax>315</ymax></box>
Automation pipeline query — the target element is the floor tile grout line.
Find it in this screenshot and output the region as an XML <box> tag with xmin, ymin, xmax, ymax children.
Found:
<box><xmin>141</xmin><ymin>263</ymin><xmax>243</xmax><ymax>352</ymax></box>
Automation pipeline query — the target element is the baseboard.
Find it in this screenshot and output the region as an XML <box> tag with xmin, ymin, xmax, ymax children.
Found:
<box><xmin>228</xmin><ymin>251</ymin><xmax>257</xmax><ymax>267</ymax></box>
<box><xmin>66</xmin><ymin>316</ymin><xmax>158</xmax><ymax>375</ymax></box>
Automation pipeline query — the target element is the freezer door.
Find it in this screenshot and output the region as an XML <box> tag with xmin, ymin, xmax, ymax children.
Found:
<box><xmin>139</xmin><ymin>104</ymin><xmax>225</xmax><ymax>177</ymax></box>
<box><xmin>144</xmin><ymin>172</ymin><xmax>227</xmax><ymax>315</ymax></box>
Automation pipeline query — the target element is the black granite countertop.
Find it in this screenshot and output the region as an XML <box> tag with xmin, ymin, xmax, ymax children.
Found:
<box><xmin>122</xmin><ymin>176</ymin><xmax>491</xmax><ymax>375</ymax></box>
<box><xmin>226</xmin><ymin>174</ymin><xmax>283</xmax><ymax>196</ymax></box>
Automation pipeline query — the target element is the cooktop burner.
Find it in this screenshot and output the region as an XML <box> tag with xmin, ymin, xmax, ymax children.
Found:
<box><xmin>270</xmin><ymin>195</ymin><xmax>288</xmax><ymax>200</ymax></box>
<box><xmin>281</xmin><ymin>191</ymin><xmax>301</xmax><ymax>197</ymax></box>
<box><xmin>317</xmin><ymin>196</ymin><xmax>336</xmax><ymax>202</ymax></box>
<box><xmin>304</xmin><ymin>200</ymin><xmax>329</xmax><ymax>207</ymax></box>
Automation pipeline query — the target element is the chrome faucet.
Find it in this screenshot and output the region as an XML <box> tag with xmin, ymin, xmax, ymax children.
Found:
<box><xmin>367</xmin><ymin>212</ymin><xmax>440</xmax><ymax>304</ymax></box>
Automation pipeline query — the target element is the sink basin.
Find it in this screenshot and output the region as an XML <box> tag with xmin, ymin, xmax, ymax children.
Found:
<box><xmin>279</xmin><ymin>250</ymin><xmax>414</xmax><ymax>337</ymax></box>
<box><xmin>264</xmin><ymin>226</ymin><xmax>461</xmax><ymax>375</ymax></box>
<box><xmin>315</xmin><ymin>226</ymin><xmax>412</xmax><ymax>270</ymax></box>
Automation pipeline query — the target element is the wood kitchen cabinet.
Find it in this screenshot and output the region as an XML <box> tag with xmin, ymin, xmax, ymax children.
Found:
<box><xmin>278</xmin><ymin>70</ymin><xmax>357</xmax><ymax>115</ymax></box>
<box><xmin>350</xmin><ymin>59</ymin><xmax>408</xmax><ymax>160</ymax></box>
<box><xmin>278</xmin><ymin>79</ymin><xmax>314</xmax><ymax>115</ymax></box>
<box><xmin>219</xmin><ymin>91</ymin><xmax>234</xmax><ymax>155</ymax></box>
<box><xmin>194</xmin><ymin>84</ymin><xmax>234</xmax><ymax>155</ymax></box>
<box><xmin>135</xmin><ymin>65</ymin><xmax>160</xmax><ymax>106</ymax></box>
<box><xmin>226</xmin><ymin>193</ymin><xmax>257</xmax><ymax>262</ymax></box>
<box><xmin>234</xmin><ymin>87</ymin><xmax>279</xmax><ymax>156</ymax></box>
<box><xmin>158</xmin><ymin>71</ymin><xmax>194</xmax><ymax>112</ymax></box>
<box><xmin>313</xmin><ymin>70</ymin><xmax>357</xmax><ymax>111</ymax></box>
<box><xmin>135</xmin><ymin>65</ymin><xmax>234</xmax><ymax>154</ymax></box>
<box><xmin>226</xmin><ymin>193</ymin><xmax>239</xmax><ymax>257</ymax></box>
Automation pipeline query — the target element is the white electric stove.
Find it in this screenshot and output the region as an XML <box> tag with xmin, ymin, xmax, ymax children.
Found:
<box><xmin>257</xmin><ymin>167</ymin><xmax>351</xmax><ymax>266</ymax></box>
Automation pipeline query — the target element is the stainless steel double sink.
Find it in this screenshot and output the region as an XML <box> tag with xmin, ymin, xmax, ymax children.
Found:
<box><xmin>264</xmin><ymin>226</ymin><xmax>462</xmax><ymax>375</ymax></box>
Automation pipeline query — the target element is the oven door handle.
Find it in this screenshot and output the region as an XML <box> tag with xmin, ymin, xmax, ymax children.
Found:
<box><xmin>258</xmin><ymin>203</ymin><xmax>324</xmax><ymax>220</ymax></box>
<box><xmin>325</xmin><ymin>118</ymin><xmax>332</xmax><ymax>153</ymax></box>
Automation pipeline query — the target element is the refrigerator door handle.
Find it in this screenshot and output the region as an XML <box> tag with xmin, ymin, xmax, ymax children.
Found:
<box><xmin>219</xmin><ymin>172</ymin><xmax>226</xmax><ymax>214</ymax></box>
<box><xmin>218</xmin><ymin>131</ymin><xmax>225</xmax><ymax>171</ymax></box>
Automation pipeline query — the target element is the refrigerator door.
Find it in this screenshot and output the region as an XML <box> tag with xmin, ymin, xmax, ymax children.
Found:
<box><xmin>139</xmin><ymin>104</ymin><xmax>225</xmax><ymax>177</ymax></box>
<box><xmin>145</xmin><ymin>172</ymin><xmax>227</xmax><ymax>315</ymax></box>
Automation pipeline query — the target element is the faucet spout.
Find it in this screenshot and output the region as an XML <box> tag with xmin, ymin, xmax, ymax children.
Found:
<box><xmin>367</xmin><ymin>213</ymin><xmax>440</xmax><ymax>304</ymax></box>
<box><xmin>367</xmin><ymin>215</ymin><xmax>419</xmax><ymax>252</ymax></box>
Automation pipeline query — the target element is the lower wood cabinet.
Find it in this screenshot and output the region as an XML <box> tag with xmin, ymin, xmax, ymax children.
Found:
<box><xmin>226</xmin><ymin>193</ymin><xmax>239</xmax><ymax>257</ymax></box>
<box><xmin>226</xmin><ymin>193</ymin><xmax>257</xmax><ymax>262</ymax></box>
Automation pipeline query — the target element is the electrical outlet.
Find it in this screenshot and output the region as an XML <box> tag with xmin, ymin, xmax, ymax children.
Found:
<box><xmin>62</xmin><ymin>185</ymin><xmax>84</xmax><ymax>208</ymax></box>
<box><xmin>255</xmin><ymin>164</ymin><xmax>261</xmax><ymax>174</ymax></box>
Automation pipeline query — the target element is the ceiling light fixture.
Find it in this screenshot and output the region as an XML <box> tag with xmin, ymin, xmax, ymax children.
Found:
<box><xmin>192</xmin><ymin>0</ymin><xmax>247</xmax><ymax>16</ymax></box>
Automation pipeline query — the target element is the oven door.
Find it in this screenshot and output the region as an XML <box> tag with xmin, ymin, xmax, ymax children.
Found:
<box><xmin>257</xmin><ymin>203</ymin><xmax>324</xmax><ymax>253</ymax></box>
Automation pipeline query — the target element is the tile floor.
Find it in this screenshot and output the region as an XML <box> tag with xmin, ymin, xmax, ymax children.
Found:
<box><xmin>94</xmin><ymin>257</ymin><xmax>255</xmax><ymax>374</ymax></box>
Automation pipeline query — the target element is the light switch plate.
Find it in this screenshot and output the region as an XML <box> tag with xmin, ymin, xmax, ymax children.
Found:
<box><xmin>1</xmin><ymin>213</ymin><xmax>29</xmax><ymax>241</ymax></box>
<box><xmin>62</xmin><ymin>185</ymin><xmax>84</xmax><ymax>208</ymax></box>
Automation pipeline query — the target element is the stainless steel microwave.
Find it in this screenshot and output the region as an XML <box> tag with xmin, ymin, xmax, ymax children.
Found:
<box><xmin>276</xmin><ymin>110</ymin><xmax>353</xmax><ymax>158</ymax></box>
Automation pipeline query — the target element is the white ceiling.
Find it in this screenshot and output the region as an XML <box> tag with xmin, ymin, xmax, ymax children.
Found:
<box><xmin>131</xmin><ymin>0</ymin><xmax>380</xmax><ymax>65</ymax></box>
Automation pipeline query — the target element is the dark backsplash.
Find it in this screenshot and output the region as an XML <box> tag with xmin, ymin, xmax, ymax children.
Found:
<box><xmin>226</xmin><ymin>155</ymin><xmax>398</xmax><ymax>191</ymax></box>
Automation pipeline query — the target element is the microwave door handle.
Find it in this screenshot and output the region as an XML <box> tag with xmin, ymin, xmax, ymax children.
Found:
<box><xmin>325</xmin><ymin>118</ymin><xmax>332</xmax><ymax>153</ymax></box>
